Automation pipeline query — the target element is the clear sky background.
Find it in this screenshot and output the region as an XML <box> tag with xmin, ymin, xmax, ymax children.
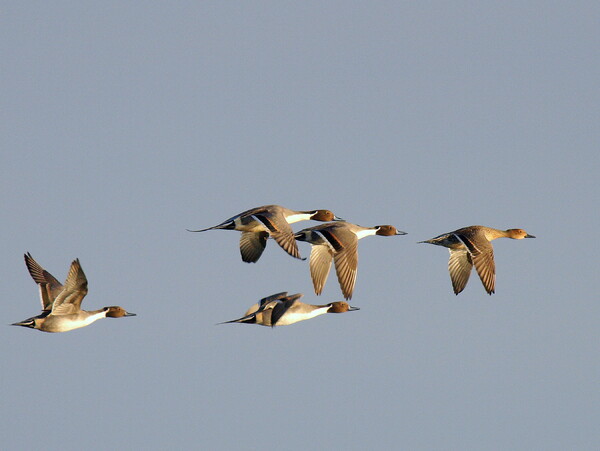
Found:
<box><xmin>2</xmin><ymin>2</ymin><xmax>598</xmax><ymax>450</ymax></box>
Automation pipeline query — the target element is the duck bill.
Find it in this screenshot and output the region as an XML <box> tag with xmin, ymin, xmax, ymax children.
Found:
<box><xmin>525</xmin><ymin>234</ymin><xmax>536</xmax><ymax>238</ymax></box>
<box><xmin>348</xmin><ymin>306</ymin><xmax>360</xmax><ymax>311</ymax></box>
<box><xmin>333</xmin><ymin>215</ymin><xmax>345</xmax><ymax>221</ymax></box>
<box><xmin>396</xmin><ymin>230</ymin><xmax>408</xmax><ymax>235</ymax></box>
<box><xmin>124</xmin><ymin>312</ymin><xmax>137</xmax><ymax>317</ymax></box>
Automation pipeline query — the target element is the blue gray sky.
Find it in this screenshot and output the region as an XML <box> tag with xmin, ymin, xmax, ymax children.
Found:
<box><xmin>2</xmin><ymin>2</ymin><xmax>598</xmax><ymax>450</ymax></box>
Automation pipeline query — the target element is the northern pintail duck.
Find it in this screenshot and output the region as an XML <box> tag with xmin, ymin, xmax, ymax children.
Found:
<box><xmin>419</xmin><ymin>226</ymin><xmax>535</xmax><ymax>295</ymax></box>
<box><xmin>12</xmin><ymin>253</ymin><xmax>136</xmax><ymax>332</ymax></box>
<box><xmin>220</xmin><ymin>292</ymin><xmax>359</xmax><ymax>327</ymax></box>
<box><xmin>187</xmin><ymin>205</ymin><xmax>342</xmax><ymax>262</ymax></box>
<box><xmin>295</xmin><ymin>222</ymin><xmax>407</xmax><ymax>299</ymax></box>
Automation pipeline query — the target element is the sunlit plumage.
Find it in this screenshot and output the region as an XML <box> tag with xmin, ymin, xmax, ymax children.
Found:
<box><xmin>12</xmin><ymin>253</ymin><xmax>136</xmax><ymax>333</ymax></box>
<box><xmin>295</xmin><ymin>222</ymin><xmax>407</xmax><ymax>299</ymax></box>
<box><xmin>220</xmin><ymin>292</ymin><xmax>359</xmax><ymax>327</ymax></box>
<box><xmin>187</xmin><ymin>205</ymin><xmax>343</xmax><ymax>262</ymax></box>
<box><xmin>419</xmin><ymin>226</ymin><xmax>535</xmax><ymax>295</ymax></box>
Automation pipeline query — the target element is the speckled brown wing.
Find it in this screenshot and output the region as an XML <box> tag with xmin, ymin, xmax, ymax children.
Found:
<box><xmin>309</xmin><ymin>245</ymin><xmax>334</xmax><ymax>295</ymax></box>
<box><xmin>269</xmin><ymin>227</ymin><xmax>301</xmax><ymax>259</ymax></box>
<box><xmin>51</xmin><ymin>259</ymin><xmax>89</xmax><ymax>315</ymax></box>
<box><xmin>254</xmin><ymin>210</ymin><xmax>302</xmax><ymax>260</ymax></box>
<box><xmin>332</xmin><ymin>229</ymin><xmax>359</xmax><ymax>300</ymax></box>
<box><xmin>448</xmin><ymin>249</ymin><xmax>473</xmax><ymax>295</ymax></box>
<box><xmin>24</xmin><ymin>253</ymin><xmax>64</xmax><ymax>310</ymax></box>
<box><xmin>471</xmin><ymin>248</ymin><xmax>495</xmax><ymax>294</ymax></box>
<box><xmin>455</xmin><ymin>232</ymin><xmax>496</xmax><ymax>295</ymax></box>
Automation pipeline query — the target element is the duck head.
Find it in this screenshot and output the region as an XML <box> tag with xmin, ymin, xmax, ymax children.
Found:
<box><xmin>328</xmin><ymin>301</ymin><xmax>360</xmax><ymax>313</ymax></box>
<box><xmin>103</xmin><ymin>306</ymin><xmax>136</xmax><ymax>318</ymax></box>
<box><xmin>506</xmin><ymin>229</ymin><xmax>536</xmax><ymax>239</ymax></box>
<box><xmin>375</xmin><ymin>225</ymin><xmax>407</xmax><ymax>236</ymax></box>
<box><xmin>309</xmin><ymin>210</ymin><xmax>344</xmax><ymax>222</ymax></box>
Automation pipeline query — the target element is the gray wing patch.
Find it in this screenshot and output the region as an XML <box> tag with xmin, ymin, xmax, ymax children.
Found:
<box><xmin>259</xmin><ymin>292</ymin><xmax>289</xmax><ymax>308</ymax></box>
<box><xmin>239</xmin><ymin>232</ymin><xmax>269</xmax><ymax>263</ymax></box>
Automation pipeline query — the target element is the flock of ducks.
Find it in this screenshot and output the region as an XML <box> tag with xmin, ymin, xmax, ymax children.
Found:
<box><xmin>13</xmin><ymin>204</ymin><xmax>535</xmax><ymax>332</ymax></box>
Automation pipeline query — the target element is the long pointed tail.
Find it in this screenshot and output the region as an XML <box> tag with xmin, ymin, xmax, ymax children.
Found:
<box><xmin>217</xmin><ymin>313</ymin><xmax>257</xmax><ymax>325</ymax></box>
<box><xmin>11</xmin><ymin>318</ymin><xmax>36</xmax><ymax>328</ymax></box>
<box><xmin>186</xmin><ymin>226</ymin><xmax>216</xmax><ymax>233</ymax></box>
<box><xmin>187</xmin><ymin>221</ymin><xmax>235</xmax><ymax>233</ymax></box>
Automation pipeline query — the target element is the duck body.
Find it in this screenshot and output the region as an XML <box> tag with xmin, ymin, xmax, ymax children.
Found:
<box><xmin>187</xmin><ymin>205</ymin><xmax>342</xmax><ymax>263</ymax></box>
<box><xmin>221</xmin><ymin>292</ymin><xmax>359</xmax><ymax>327</ymax></box>
<box><xmin>13</xmin><ymin>253</ymin><xmax>135</xmax><ymax>333</ymax></box>
<box><xmin>419</xmin><ymin>226</ymin><xmax>535</xmax><ymax>295</ymax></box>
<box><xmin>295</xmin><ymin>222</ymin><xmax>406</xmax><ymax>299</ymax></box>
<box><xmin>18</xmin><ymin>309</ymin><xmax>111</xmax><ymax>333</ymax></box>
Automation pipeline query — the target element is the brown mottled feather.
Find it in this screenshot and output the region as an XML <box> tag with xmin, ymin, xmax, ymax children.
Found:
<box><xmin>24</xmin><ymin>253</ymin><xmax>64</xmax><ymax>310</ymax></box>
<box><xmin>51</xmin><ymin>259</ymin><xmax>89</xmax><ymax>315</ymax></box>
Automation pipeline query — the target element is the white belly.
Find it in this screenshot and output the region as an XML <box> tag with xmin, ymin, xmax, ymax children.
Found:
<box><xmin>276</xmin><ymin>307</ymin><xmax>329</xmax><ymax>326</ymax></box>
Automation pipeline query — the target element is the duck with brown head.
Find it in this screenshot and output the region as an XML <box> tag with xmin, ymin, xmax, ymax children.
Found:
<box><xmin>327</xmin><ymin>301</ymin><xmax>360</xmax><ymax>314</ymax></box>
<box><xmin>295</xmin><ymin>221</ymin><xmax>407</xmax><ymax>299</ymax></box>
<box><xmin>104</xmin><ymin>306</ymin><xmax>137</xmax><ymax>318</ymax></box>
<box><xmin>374</xmin><ymin>225</ymin><xmax>406</xmax><ymax>237</ymax></box>
<box><xmin>504</xmin><ymin>228</ymin><xmax>536</xmax><ymax>239</ymax></box>
<box><xmin>187</xmin><ymin>205</ymin><xmax>343</xmax><ymax>263</ymax></box>
<box><xmin>419</xmin><ymin>225</ymin><xmax>535</xmax><ymax>295</ymax></box>
<box><xmin>12</xmin><ymin>253</ymin><xmax>136</xmax><ymax>333</ymax></box>
<box><xmin>220</xmin><ymin>292</ymin><xmax>359</xmax><ymax>327</ymax></box>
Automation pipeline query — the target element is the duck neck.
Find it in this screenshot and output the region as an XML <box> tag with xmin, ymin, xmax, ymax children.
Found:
<box><xmin>87</xmin><ymin>308</ymin><xmax>110</xmax><ymax>318</ymax></box>
<box><xmin>286</xmin><ymin>212</ymin><xmax>313</xmax><ymax>224</ymax></box>
<box><xmin>355</xmin><ymin>228</ymin><xmax>378</xmax><ymax>240</ymax></box>
<box><xmin>304</xmin><ymin>305</ymin><xmax>331</xmax><ymax>318</ymax></box>
<box><xmin>484</xmin><ymin>227</ymin><xmax>509</xmax><ymax>241</ymax></box>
